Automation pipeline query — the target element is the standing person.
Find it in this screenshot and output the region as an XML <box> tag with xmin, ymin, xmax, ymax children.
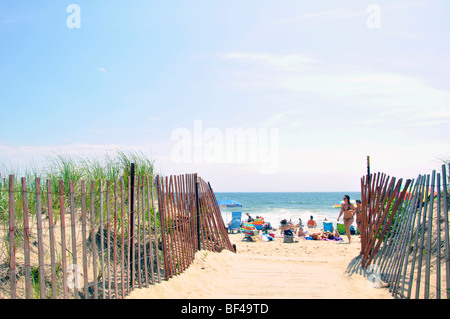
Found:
<box><xmin>337</xmin><ymin>195</ymin><xmax>355</xmax><ymax>243</ymax></box>
<box><xmin>355</xmin><ymin>200</ymin><xmax>362</xmax><ymax>233</ymax></box>
<box><xmin>245</xmin><ymin>213</ymin><xmax>254</xmax><ymax>222</ymax></box>
<box><xmin>307</xmin><ymin>215</ymin><xmax>317</xmax><ymax>229</ymax></box>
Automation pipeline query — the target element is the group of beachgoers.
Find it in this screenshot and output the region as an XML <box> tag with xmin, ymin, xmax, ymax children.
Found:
<box><xmin>243</xmin><ymin>194</ymin><xmax>362</xmax><ymax>243</ymax></box>
<box><xmin>278</xmin><ymin>217</ymin><xmax>343</xmax><ymax>241</ymax></box>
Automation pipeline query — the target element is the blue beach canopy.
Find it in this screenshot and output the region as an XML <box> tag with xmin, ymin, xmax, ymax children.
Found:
<box><xmin>217</xmin><ymin>199</ymin><xmax>243</xmax><ymax>208</ymax></box>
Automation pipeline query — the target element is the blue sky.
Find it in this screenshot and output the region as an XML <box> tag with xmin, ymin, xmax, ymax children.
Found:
<box><xmin>0</xmin><ymin>0</ymin><xmax>449</xmax><ymax>191</ymax></box>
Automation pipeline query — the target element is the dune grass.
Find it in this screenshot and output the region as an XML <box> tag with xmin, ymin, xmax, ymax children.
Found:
<box><xmin>0</xmin><ymin>150</ymin><xmax>156</xmax><ymax>267</ymax></box>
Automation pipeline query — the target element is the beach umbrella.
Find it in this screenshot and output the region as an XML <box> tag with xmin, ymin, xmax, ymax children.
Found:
<box><xmin>217</xmin><ymin>199</ymin><xmax>243</xmax><ymax>208</ymax></box>
<box><xmin>333</xmin><ymin>200</ymin><xmax>356</xmax><ymax>208</ymax></box>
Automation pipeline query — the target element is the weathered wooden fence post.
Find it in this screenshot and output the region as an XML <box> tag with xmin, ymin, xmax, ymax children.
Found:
<box><xmin>195</xmin><ymin>174</ymin><xmax>201</xmax><ymax>252</ymax></box>
<box><xmin>129</xmin><ymin>163</ymin><xmax>136</xmax><ymax>288</ymax></box>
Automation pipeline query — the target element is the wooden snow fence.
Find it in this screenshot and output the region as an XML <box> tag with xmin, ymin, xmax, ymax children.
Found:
<box><xmin>0</xmin><ymin>172</ymin><xmax>234</xmax><ymax>299</ymax></box>
<box><xmin>358</xmin><ymin>164</ymin><xmax>449</xmax><ymax>299</ymax></box>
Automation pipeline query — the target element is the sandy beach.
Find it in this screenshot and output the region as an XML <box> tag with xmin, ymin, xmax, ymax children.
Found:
<box><xmin>127</xmin><ymin>230</ymin><xmax>394</xmax><ymax>299</ymax></box>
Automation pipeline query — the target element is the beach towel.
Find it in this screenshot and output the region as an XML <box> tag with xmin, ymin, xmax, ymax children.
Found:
<box><xmin>254</xmin><ymin>218</ymin><xmax>264</xmax><ymax>230</ymax></box>
<box><xmin>323</xmin><ymin>237</ymin><xmax>343</xmax><ymax>242</ymax></box>
<box><xmin>242</xmin><ymin>222</ymin><xmax>255</xmax><ymax>237</ymax></box>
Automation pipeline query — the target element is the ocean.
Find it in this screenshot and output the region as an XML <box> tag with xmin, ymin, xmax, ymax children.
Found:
<box><xmin>215</xmin><ymin>192</ymin><xmax>361</xmax><ymax>229</ymax></box>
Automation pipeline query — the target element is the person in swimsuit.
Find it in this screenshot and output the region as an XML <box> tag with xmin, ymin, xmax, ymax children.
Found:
<box><xmin>280</xmin><ymin>219</ymin><xmax>294</xmax><ymax>236</ymax></box>
<box><xmin>337</xmin><ymin>195</ymin><xmax>355</xmax><ymax>243</ymax></box>
<box><xmin>307</xmin><ymin>215</ymin><xmax>317</xmax><ymax>229</ymax></box>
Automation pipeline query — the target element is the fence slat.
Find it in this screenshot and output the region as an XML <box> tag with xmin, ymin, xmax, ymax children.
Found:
<box><xmin>9</xmin><ymin>175</ymin><xmax>16</xmax><ymax>299</ymax></box>
<box><xmin>99</xmin><ymin>180</ymin><xmax>105</xmax><ymax>298</ymax></box>
<box><xmin>151</xmin><ymin>176</ymin><xmax>162</xmax><ymax>283</ymax></box>
<box><xmin>436</xmin><ymin>173</ymin><xmax>441</xmax><ymax>299</ymax></box>
<box><xmin>106</xmin><ymin>181</ymin><xmax>111</xmax><ymax>299</ymax></box>
<box><xmin>35</xmin><ymin>178</ymin><xmax>46</xmax><ymax>299</ymax></box>
<box><xmin>442</xmin><ymin>164</ymin><xmax>449</xmax><ymax>299</ymax></box>
<box><xmin>81</xmin><ymin>181</ymin><xmax>89</xmax><ymax>299</ymax></box>
<box><xmin>59</xmin><ymin>180</ymin><xmax>68</xmax><ymax>298</ymax></box>
<box><xmin>21</xmin><ymin>177</ymin><xmax>31</xmax><ymax>299</ymax></box>
<box><xmin>90</xmin><ymin>181</ymin><xmax>98</xmax><ymax>299</ymax></box>
<box><xmin>113</xmin><ymin>180</ymin><xmax>119</xmax><ymax>298</ymax></box>
<box><xmin>424</xmin><ymin>170</ymin><xmax>436</xmax><ymax>299</ymax></box>
<box><xmin>120</xmin><ymin>179</ymin><xmax>126</xmax><ymax>298</ymax></box>
<box><xmin>157</xmin><ymin>176</ymin><xmax>169</xmax><ymax>281</ymax></box>
<box><xmin>141</xmin><ymin>177</ymin><xmax>149</xmax><ymax>287</ymax></box>
<box><xmin>146</xmin><ymin>176</ymin><xmax>156</xmax><ymax>285</ymax></box>
<box><xmin>46</xmin><ymin>179</ymin><xmax>57</xmax><ymax>299</ymax></box>
<box><xmin>69</xmin><ymin>180</ymin><xmax>79</xmax><ymax>299</ymax></box>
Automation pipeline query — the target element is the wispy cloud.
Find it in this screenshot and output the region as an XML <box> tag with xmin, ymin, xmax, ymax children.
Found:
<box><xmin>221</xmin><ymin>51</ymin><xmax>450</xmax><ymax>124</ymax></box>
<box><xmin>275</xmin><ymin>9</ymin><xmax>366</xmax><ymax>24</ymax></box>
<box><xmin>223</xmin><ymin>52</ymin><xmax>318</xmax><ymax>71</ymax></box>
<box><xmin>392</xmin><ymin>30</ymin><xmax>426</xmax><ymax>41</ymax></box>
<box><xmin>97</xmin><ymin>67</ymin><xmax>107</xmax><ymax>73</ymax></box>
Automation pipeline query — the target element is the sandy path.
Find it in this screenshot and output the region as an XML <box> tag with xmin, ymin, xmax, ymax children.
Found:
<box><xmin>127</xmin><ymin>233</ymin><xmax>393</xmax><ymax>299</ymax></box>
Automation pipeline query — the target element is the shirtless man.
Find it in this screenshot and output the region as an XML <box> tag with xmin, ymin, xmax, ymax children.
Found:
<box><xmin>337</xmin><ymin>195</ymin><xmax>355</xmax><ymax>243</ymax></box>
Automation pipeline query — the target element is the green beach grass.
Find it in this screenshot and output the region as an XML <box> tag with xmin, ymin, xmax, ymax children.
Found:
<box><xmin>0</xmin><ymin>150</ymin><xmax>156</xmax><ymax>292</ymax></box>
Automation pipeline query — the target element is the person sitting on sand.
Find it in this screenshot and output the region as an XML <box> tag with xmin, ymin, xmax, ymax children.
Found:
<box><xmin>280</xmin><ymin>219</ymin><xmax>295</xmax><ymax>236</ymax></box>
<box><xmin>322</xmin><ymin>231</ymin><xmax>334</xmax><ymax>240</ymax></box>
<box><xmin>307</xmin><ymin>216</ymin><xmax>317</xmax><ymax>229</ymax></box>
<box><xmin>337</xmin><ymin>195</ymin><xmax>356</xmax><ymax>243</ymax></box>
<box><xmin>246</xmin><ymin>213</ymin><xmax>254</xmax><ymax>223</ymax></box>
<box><xmin>297</xmin><ymin>227</ymin><xmax>306</xmax><ymax>238</ymax></box>
<box><xmin>295</xmin><ymin>218</ymin><xmax>304</xmax><ymax>229</ymax></box>
<box><xmin>311</xmin><ymin>232</ymin><xmax>324</xmax><ymax>240</ymax></box>
<box><xmin>310</xmin><ymin>229</ymin><xmax>342</xmax><ymax>241</ymax></box>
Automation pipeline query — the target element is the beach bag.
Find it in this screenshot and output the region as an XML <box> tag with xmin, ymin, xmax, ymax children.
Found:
<box><xmin>251</xmin><ymin>235</ymin><xmax>262</xmax><ymax>242</ymax></box>
<box><xmin>283</xmin><ymin>235</ymin><xmax>294</xmax><ymax>243</ymax></box>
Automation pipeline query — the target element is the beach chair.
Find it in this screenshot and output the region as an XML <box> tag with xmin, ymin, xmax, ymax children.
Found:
<box><xmin>254</xmin><ymin>218</ymin><xmax>264</xmax><ymax>230</ymax></box>
<box><xmin>323</xmin><ymin>221</ymin><xmax>334</xmax><ymax>233</ymax></box>
<box><xmin>242</xmin><ymin>221</ymin><xmax>256</xmax><ymax>241</ymax></box>
<box><xmin>337</xmin><ymin>223</ymin><xmax>346</xmax><ymax>235</ymax></box>
<box><xmin>228</xmin><ymin>212</ymin><xmax>242</xmax><ymax>234</ymax></box>
<box><xmin>336</xmin><ymin>223</ymin><xmax>359</xmax><ymax>235</ymax></box>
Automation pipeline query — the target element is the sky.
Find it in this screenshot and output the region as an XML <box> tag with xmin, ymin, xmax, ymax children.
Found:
<box><xmin>0</xmin><ymin>0</ymin><xmax>449</xmax><ymax>192</ymax></box>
